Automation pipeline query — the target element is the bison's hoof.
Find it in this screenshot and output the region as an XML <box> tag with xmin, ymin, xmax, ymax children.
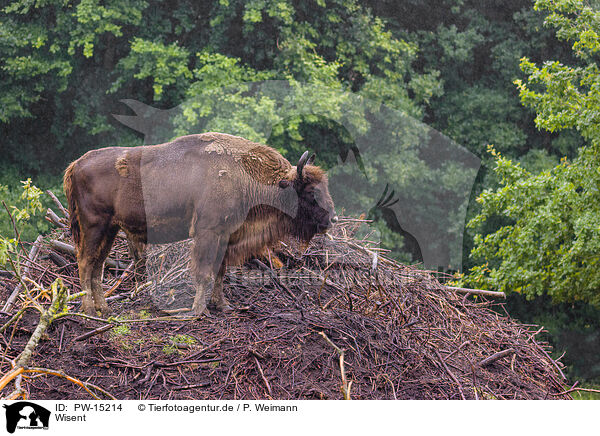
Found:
<box><xmin>190</xmin><ymin>304</ymin><xmax>209</xmax><ymax>318</ymax></box>
<box><xmin>208</xmin><ymin>300</ymin><xmax>234</xmax><ymax>312</ymax></box>
<box><xmin>218</xmin><ymin>302</ymin><xmax>234</xmax><ymax>312</ymax></box>
<box><xmin>98</xmin><ymin>304</ymin><xmax>112</xmax><ymax>317</ymax></box>
<box><xmin>82</xmin><ymin>305</ymin><xmax>96</xmax><ymax>316</ymax></box>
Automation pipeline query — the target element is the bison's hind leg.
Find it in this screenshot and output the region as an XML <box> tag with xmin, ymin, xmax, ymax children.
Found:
<box><xmin>190</xmin><ymin>231</ymin><xmax>228</xmax><ymax>316</ymax></box>
<box><xmin>76</xmin><ymin>222</ymin><xmax>118</xmax><ymax>316</ymax></box>
<box><xmin>127</xmin><ymin>238</ymin><xmax>147</xmax><ymax>290</ymax></box>
<box><xmin>77</xmin><ymin>255</ymin><xmax>95</xmax><ymax>316</ymax></box>
<box><xmin>91</xmin><ymin>226</ymin><xmax>118</xmax><ymax>316</ymax></box>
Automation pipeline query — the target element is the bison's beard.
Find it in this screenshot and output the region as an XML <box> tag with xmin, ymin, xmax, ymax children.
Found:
<box><xmin>292</xmin><ymin>220</ymin><xmax>323</xmax><ymax>243</ymax></box>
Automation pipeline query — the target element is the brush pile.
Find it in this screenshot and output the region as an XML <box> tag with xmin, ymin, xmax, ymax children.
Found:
<box><xmin>0</xmin><ymin>202</ymin><xmax>570</xmax><ymax>400</ymax></box>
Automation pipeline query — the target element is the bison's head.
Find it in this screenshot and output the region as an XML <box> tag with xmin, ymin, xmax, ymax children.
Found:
<box><xmin>279</xmin><ymin>151</ymin><xmax>337</xmax><ymax>241</ymax></box>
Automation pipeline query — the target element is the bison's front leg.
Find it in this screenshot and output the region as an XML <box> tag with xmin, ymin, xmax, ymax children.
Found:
<box><xmin>190</xmin><ymin>231</ymin><xmax>228</xmax><ymax>316</ymax></box>
<box><xmin>209</xmin><ymin>262</ymin><xmax>233</xmax><ymax>312</ymax></box>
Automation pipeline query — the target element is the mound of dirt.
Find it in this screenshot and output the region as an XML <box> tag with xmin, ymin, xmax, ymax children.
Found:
<box><xmin>0</xmin><ymin>219</ymin><xmax>570</xmax><ymax>400</ymax></box>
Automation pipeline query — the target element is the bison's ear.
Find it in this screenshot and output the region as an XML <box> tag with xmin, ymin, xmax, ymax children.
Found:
<box><xmin>279</xmin><ymin>179</ymin><xmax>291</xmax><ymax>189</ymax></box>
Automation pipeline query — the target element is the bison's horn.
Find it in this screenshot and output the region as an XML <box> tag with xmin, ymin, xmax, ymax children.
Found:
<box><xmin>297</xmin><ymin>151</ymin><xmax>316</xmax><ymax>181</ymax></box>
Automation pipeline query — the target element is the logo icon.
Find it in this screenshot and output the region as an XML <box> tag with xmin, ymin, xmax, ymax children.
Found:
<box><xmin>3</xmin><ymin>402</ymin><xmax>50</xmax><ymax>433</ymax></box>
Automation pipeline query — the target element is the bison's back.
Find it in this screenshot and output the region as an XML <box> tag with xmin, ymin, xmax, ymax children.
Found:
<box><xmin>65</xmin><ymin>133</ymin><xmax>296</xmax><ymax>245</ymax></box>
<box><xmin>139</xmin><ymin>133</ymin><xmax>294</xmax><ymax>232</ymax></box>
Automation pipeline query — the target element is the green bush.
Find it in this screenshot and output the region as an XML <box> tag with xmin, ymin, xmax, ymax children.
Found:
<box><xmin>0</xmin><ymin>170</ymin><xmax>65</xmax><ymax>270</ymax></box>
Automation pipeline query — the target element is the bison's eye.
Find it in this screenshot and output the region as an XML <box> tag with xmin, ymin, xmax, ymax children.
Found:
<box><xmin>303</xmin><ymin>190</ymin><xmax>317</xmax><ymax>204</ymax></box>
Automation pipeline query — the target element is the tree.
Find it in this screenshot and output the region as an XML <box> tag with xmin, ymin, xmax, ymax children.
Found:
<box><xmin>462</xmin><ymin>0</ymin><xmax>600</xmax><ymax>306</ymax></box>
<box><xmin>0</xmin><ymin>0</ymin><xmax>439</xmax><ymax>173</ymax></box>
<box><xmin>2</xmin><ymin>0</ymin><xmax>451</xmax><ymax>263</ymax></box>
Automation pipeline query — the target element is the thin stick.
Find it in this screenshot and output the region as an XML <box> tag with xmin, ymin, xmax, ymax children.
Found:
<box><xmin>531</xmin><ymin>338</ymin><xmax>567</xmax><ymax>380</ymax></box>
<box><xmin>73</xmin><ymin>324</ymin><xmax>116</xmax><ymax>342</ymax></box>
<box><xmin>185</xmin><ymin>337</ymin><xmax>226</xmax><ymax>360</ymax></box>
<box><xmin>550</xmin><ymin>386</ymin><xmax>600</xmax><ymax>396</ymax></box>
<box><xmin>319</xmin><ymin>331</ymin><xmax>352</xmax><ymax>400</ymax></box>
<box><xmin>253</xmin><ymin>259</ymin><xmax>298</xmax><ymax>301</ymax></box>
<box><xmin>0</xmin><ymin>306</ymin><xmax>36</xmax><ymax>334</ymax></box>
<box><xmin>20</xmin><ymin>367</ymin><xmax>115</xmax><ymax>400</ymax></box>
<box><xmin>0</xmin><ymin>366</ymin><xmax>24</xmax><ymax>391</ymax></box>
<box><xmin>14</xmin><ymin>279</ymin><xmax>69</xmax><ymax>368</ymax></box>
<box><xmin>253</xmin><ymin>356</ymin><xmax>272</xmax><ymax>397</ymax></box>
<box><xmin>104</xmin><ymin>262</ymin><xmax>134</xmax><ymax>297</ymax></box>
<box><xmin>45</xmin><ymin>208</ymin><xmax>67</xmax><ymax>228</ymax></box>
<box><xmin>173</xmin><ymin>383</ymin><xmax>211</xmax><ymax>390</ymax></box>
<box><xmin>1</xmin><ymin>200</ymin><xmax>27</xmax><ymax>256</ymax></box>
<box><xmin>434</xmin><ymin>349</ymin><xmax>466</xmax><ymax>400</ymax></box>
<box><xmin>45</xmin><ymin>190</ymin><xmax>69</xmax><ymax>217</ymax></box>
<box><xmin>3</xmin><ymin>235</ymin><xmax>44</xmax><ymax>312</ymax></box>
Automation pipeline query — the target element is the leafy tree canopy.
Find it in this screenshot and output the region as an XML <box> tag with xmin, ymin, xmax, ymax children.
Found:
<box><xmin>462</xmin><ymin>0</ymin><xmax>600</xmax><ymax>306</ymax></box>
<box><xmin>1</xmin><ymin>0</ymin><xmax>451</xmax><ymax>262</ymax></box>
<box><xmin>0</xmin><ymin>0</ymin><xmax>439</xmax><ymax>174</ymax></box>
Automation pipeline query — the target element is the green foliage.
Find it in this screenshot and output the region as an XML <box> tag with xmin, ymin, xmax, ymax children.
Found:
<box><xmin>0</xmin><ymin>0</ymin><xmax>149</xmax><ymax>173</ymax></box>
<box><xmin>0</xmin><ymin>165</ymin><xmax>63</xmax><ymax>241</ymax></box>
<box><xmin>162</xmin><ymin>334</ymin><xmax>197</xmax><ymax>355</ymax></box>
<box><xmin>515</xmin><ymin>0</ymin><xmax>600</xmax><ymax>145</ymax></box>
<box><xmin>136</xmin><ymin>309</ymin><xmax>151</xmax><ymax>319</ymax></box>
<box><xmin>462</xmin><ymin>0</ymin><xmax>600</xmax><ymax>307</ymax></box>
<box><xmin>464</xmin><ymin>146</ymin><xmax>600</xmax><ymax>305</ymax></box>
<box><xmin>407</xmin><ymin>2</ymin><xmax>548</xmax><ymax>157</ymax></box>
<box><xmin>174</xmin><ymin>51</ymin><xmax>275</xmax><ymax>142</ymax></box>
<box><xmin>0</xmin><ymin>179</ymin><xmax>45</xmax><ymax>266</ymax></box>
<box><xmin>437</xmin><ymin>86</ymin><xmax>528</xmax><ymax>156</ymax></box>
<box><xmin>1</xmin><ymin>0</ymin><xmax>440</xmax><ymax>181</ymax></box>
<box><xmin>111</xmin><ymin>38</ymin><xmax>192</xmax><ymax>101</ymax></box>
<box><xmin>111</xmin><ymin>324</ymin><xmax>132</xmax><ymax>337</ymax></box>
<box><xmin>171</xmin><ymin>334</ymin><xmax>197</xmax><ymax>345</ymax></box>
<box><xmin>0</xmin><ymin>0</ymin><xmax>592</xmax><ymax>269</ymax></box>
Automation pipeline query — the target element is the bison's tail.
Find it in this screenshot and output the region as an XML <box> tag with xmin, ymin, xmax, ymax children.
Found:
<box><xmin>63</xmin><ymin>161</ymin><xmax>80</xmax><ymax>247</ymax></box>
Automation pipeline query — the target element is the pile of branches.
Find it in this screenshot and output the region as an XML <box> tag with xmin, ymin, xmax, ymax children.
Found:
<box><xmin>0</xmin><ymin>196</ymin><xmax>573</xmax><ymax>399</ymax></box>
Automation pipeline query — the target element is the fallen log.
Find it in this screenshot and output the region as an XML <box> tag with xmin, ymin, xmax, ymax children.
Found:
<box><xmin>47</xmin><ymin>251</ymin><xmax>69</xmax><ymax>269</ymax></box>
<box><xmin>49</xmin><ymin>240</ymin><xmax>130</xmax><ymax>270</ymax></box>
<box><xmin>445</xmin><ymin>286</ymin><xmax>506</xmax><ymax>299</ymax></box>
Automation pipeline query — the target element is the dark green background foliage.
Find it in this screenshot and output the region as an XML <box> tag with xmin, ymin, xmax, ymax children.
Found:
<box><xmin>1</xmin><ymin>0</ymin><xmax>599</xmax><ymax>385</ymax></box>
